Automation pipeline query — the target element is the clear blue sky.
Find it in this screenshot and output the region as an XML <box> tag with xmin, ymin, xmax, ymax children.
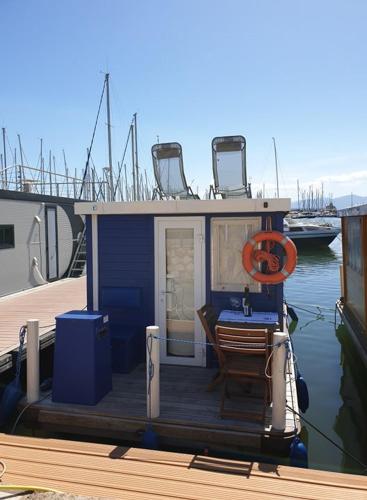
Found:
<box><xmin>1</xmin><ymin>0</ymin><xmax>367</xmax><ymax>200</ymax></box>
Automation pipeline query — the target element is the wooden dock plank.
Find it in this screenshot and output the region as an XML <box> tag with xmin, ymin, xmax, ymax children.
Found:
<box><xmin>0</xmin><ymin>277</ymin><xmax>86</xmax><ymax>357</ymax></box>
<box><xmin>0</xmin><ymin>434</ymin><xmax>366</xmax><ymax>499</ymax></box>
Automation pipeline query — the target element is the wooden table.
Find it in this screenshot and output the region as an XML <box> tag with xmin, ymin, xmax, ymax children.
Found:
<box><xmin>217</xmin><ymin>310</ymin><xmax>279</xmax><ymax>331</ymax></box>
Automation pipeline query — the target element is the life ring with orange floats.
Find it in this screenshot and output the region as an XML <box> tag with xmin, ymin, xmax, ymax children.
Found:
<box><xmin>242</xmin><ymin>230</ymin><xmax>297</xmax><ymax>284</ymax></box>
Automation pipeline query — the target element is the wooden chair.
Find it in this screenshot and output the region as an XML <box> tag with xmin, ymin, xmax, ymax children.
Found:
<box><xmin>197</xmin><ymin>305</ymin><xmax>223</xmax><ymax>391</ymax></box>
<box><xmin>215</xmin><ymin>325</ymin><xmax>271</xmax><ymax>421</ymax></box>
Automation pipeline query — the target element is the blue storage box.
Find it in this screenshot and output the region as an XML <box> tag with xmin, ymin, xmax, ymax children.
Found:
<box><xmin>53</xmin><ymin>310</ymin><xmax>112</xmax><ymax>405</ymax></box>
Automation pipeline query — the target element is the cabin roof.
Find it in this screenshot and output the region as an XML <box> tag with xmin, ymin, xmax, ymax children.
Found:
<box><xmin>338</xmin><ymin>203</ymin><xmax>367</xmax><ymax>217</ymax></box>
<box><xmin>75</xmin><ymin>198</ymin><xmax>290</xmax><ymax>215</ymax></box>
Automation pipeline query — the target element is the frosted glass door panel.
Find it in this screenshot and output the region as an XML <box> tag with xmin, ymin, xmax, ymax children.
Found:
<box><xmin>166</xmin><ymin>228</ymin><xmax>195</xmax><ymax>357</ymax></box>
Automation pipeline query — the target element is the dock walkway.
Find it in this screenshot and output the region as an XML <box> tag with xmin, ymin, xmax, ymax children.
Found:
<box><xmin>0</xmin><ymin>433</ymin><xmax>366</xmax><ymax>499</ymax></box>
<box><xmin>0</xmin><ymin>277</ymin><xmax>86</xmax><ymax>371</ymax></box>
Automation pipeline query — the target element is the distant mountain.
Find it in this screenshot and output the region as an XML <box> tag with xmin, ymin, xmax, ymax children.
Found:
<box><xmin>291</xmin><ymin>194</ymin><xmax>367</xmax><ymax>210</ymax></box>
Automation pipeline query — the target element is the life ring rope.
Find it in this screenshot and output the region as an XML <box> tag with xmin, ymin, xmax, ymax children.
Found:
<box><xmin>242</xmin><ymin>230</ymin><xmax>297</xmax><ymax>284</ymax></box>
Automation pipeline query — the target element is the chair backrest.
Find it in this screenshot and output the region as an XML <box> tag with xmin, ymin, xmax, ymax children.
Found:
<box><xmin>211</xmin><ymin>135</ymin><xmax>251</xmax><ymax>198</ymax></box>
<box><xmin>197</xmin><ymin>304</ymin><xmax>219</xmax><ymax>354</ymax></box>
<box><xmin>152</xmin><ymin>142</ymin><xmax>196</xmax><ymax>199</ymax></box>
<box><xmin>215</xmin><ymin>326</ymin><xmax>270</xmax><ymax>365</ymax></box>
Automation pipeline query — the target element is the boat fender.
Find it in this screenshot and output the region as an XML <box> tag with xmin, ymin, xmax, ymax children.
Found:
<box><xmin>287</xmin><ymin>305</ymin><xmax>298</xmax><ymax>323</ymax></box>
<box><xmin>290</xmin><ymin>436</ymin><xmax>308</xmax><ymax>468</ymax></box>
<box><xmin>142</xmin><ymin>423</ymin><xmax>159</xmax><ymax>450</ymax></box>
<box><xmin>242</xmin><ymin>230</ymin><xmax>297</xmax><ymax>284</ymax></box>
<box><xmin>296</xmin><ymin>371</ymin><xmax>309</xmax><ymax>413</ymax></box>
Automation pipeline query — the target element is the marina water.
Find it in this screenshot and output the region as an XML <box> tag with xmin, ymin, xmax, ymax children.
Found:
<box><xmin>286</xmin><ymin>218</ymin><xmax>367</xmax><ymax>474</ymax></box>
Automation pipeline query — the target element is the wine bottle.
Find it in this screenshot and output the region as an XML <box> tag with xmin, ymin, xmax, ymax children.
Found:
<box><xmin>243</xmin><ymin>285</ymin><xmax>252</xmax><ymax>317</ymax></box>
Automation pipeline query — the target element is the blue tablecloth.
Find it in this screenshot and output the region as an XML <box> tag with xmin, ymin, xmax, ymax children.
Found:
<box><xmin>217</xmin><ymin>310</ymin><xmax>279</xmax><ymax>325</ymax></box>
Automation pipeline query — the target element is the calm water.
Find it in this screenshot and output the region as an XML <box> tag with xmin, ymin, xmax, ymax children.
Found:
<box><xmin>285</xmin><ymin>218</ymin><xmax>367</xmax><ymax>474</ymax></box>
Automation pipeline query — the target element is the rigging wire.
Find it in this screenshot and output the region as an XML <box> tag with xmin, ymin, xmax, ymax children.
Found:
<box><xmin>78</xmin><ymin>77</ymin><xmax>107</xmax><ymax>200</ymax></box>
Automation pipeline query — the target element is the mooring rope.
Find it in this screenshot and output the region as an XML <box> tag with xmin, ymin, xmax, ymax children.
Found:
<box><xmin>286</xmin><ymin>404</ymin><xmax>367</xmax><ymax>473</ymax></box>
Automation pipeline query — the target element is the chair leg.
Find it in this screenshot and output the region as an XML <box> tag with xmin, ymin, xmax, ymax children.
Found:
<box><xmin>207</xmin><ymin>371</ymin><xmax>224</xmax><ymax>392</ymax></box>
<box><xmin>220</xmin><ymin>378</ymin><xmax>228</xmax><ymax>418</ymax></box>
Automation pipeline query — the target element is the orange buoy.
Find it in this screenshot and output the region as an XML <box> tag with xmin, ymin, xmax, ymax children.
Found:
<box><xmin>242</xmin><ymin>230</ymin><xmax>297</xmax><ymax>284</ymax></box>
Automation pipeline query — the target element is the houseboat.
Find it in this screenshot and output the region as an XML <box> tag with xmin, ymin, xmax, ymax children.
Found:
<box><xmin>19</xmin><ymin>196</ymin><xmax>302</xmax><ymax>458</ymax></box>
<box><xmin>337</xmin><ymin>204</ymin><xmax>367</xmax><ymax>370</ymax></box>
<box><xmin>0</xmin><ymin>189</ymin><xmax>85</xmax><ymax>297</ymax></box>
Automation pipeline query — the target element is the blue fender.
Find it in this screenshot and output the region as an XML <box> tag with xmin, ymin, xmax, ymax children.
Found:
<box><xmin>290</xmin><ymin>436</ymin><xmax>308</xmax><ymax>468</ymax></box>
<box><xmin>142</xmin><ymin>424</ymin><xmax>159</xmax><ymax>450</ymax></box>
<box><xmin>296</xmin><ymin>371</ymin><xmax>309</xmax><ymax>413</ymax></box>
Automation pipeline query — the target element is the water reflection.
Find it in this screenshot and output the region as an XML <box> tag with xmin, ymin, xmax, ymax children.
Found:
<box><xmin>285</xmin><ymin>235</ymin><xmax>367</xmax><ymax>474</ymax></box>
<box><xmin>334</xmin><ymin>325</ymin><xmax>367</xmax><ymax>473</ymax></box>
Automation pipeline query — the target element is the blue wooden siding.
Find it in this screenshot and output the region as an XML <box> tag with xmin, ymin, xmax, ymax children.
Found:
<box><xmin>86</xmin><ymin>211</ymin><xmax>285</xmax><ymax>367</ymax></box>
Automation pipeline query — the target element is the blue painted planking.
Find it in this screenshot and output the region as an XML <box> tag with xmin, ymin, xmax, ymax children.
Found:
<box><xmin>85</xmin><ymin>211</ymin><xmax>287</xmax><ymax>369</ymax></box>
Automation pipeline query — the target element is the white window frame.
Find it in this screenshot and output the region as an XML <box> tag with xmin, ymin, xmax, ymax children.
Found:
<box><xmin>211</xmin><ymin>217</ymin><xmax>262</xmax><ymax>293</ymax></box>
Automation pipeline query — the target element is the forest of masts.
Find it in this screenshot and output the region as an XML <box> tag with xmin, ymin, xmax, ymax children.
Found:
<box><xmin>257</xmin><ymin>180</ymin><xmax>335</xmax><ymax>211</ymax></box>
<box><xmin>0</xmin><ymin>75</ymin><xmax>153</xmax><ymax>202</ymax></box>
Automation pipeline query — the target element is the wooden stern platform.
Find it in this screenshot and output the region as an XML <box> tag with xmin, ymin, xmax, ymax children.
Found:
<box><xmin>22</xmin><ymin>362</ymin><xmax>300</xmax><ymax>455</ymax></box>
<box><xmin>0</xmin><ymin>433</ymin><xmax>366</xmax><ymax>499</ymax></box>
<box><xmin>0</xmin><ymin>277</ymin><xmax>86</xmax><ymax>373</ymax></box>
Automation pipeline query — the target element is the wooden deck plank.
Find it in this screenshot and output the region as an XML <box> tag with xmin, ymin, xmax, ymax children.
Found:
<box><xmin>0</xmin><ymin>277</ymin><xmax>86</xmax><ymax>357</ymax></box>
<box><xmin>0</xmin><ymin>434</ymin><xmax>366</xmax><ymax>500</ymax></box>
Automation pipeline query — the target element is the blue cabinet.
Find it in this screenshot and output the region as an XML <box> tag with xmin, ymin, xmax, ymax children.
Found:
<box><xmin>53</xmin><ymin>310</ymin><xmax>112</xmax><ymax>405</ymax></box>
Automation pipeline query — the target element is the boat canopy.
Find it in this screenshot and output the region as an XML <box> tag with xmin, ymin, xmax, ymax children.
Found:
<box><xmin>151</xmin><ymin>142</ymin><xmax>198</xmax><ymax>199</ymax></box>
<box><xmin>211</xmin><ymin>135</ymin><xmax>251</xmax><ymax>199</ymax></box>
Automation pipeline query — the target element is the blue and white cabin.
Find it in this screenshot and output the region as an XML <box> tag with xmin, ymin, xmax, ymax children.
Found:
<box><xmin>75</xmin><ymin>198</ymin><xmax>290</xmax><ymax>372</ymax></box>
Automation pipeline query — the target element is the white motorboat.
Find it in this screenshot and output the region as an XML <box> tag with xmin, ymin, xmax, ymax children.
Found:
<box><xmin>284</xmin><ymin>218</ymin><xmax>340</xmax><ymax>248</ymax></box>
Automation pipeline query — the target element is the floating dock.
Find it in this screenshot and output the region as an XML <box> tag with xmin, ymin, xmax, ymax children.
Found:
<box><xmin>21</xmin><ymin>362</ymin><xmax>300</xmax><ymax>455</ymax></box>
<box><xmin>0</xmin><ymin>433</ymin><xmax>366</xmax><ymax>499</ymax></box>
<box><xmin>0</xmin><ymin>277</ymin><xmax>86</xmax><ymax>373</ymax></box>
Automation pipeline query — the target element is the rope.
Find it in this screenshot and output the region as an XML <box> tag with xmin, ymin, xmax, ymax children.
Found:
<box><xmin>15</xmin><ymin>326</ymin><xmax>27</xmax><ymax>384</ymax></box>
<box><xmin>0</xmin><ymin>460</ymin><xmax>6</xmax><ymax>480</ymax></box>
<box><xmin>10</xmin><ymin>391</ymin><xmax>52</xmax><ymax>435</ymax></box>
<box><xmin>151</xmin><ymin>334</ymin><xmax>287</xmax><ymax>350</ymax></box>
<box><xmin>286</xmin><ymin>405</ymin><xmax>367</xmax><ymax>473</ymax></box>
<box><xmin>146</xmin><ymin>333</ymin><xmax>154</xmax><ymax>420</ymax></box>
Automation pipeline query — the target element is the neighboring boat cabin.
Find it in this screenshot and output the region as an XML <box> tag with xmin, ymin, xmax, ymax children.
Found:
<box><xmin>338</xmin><ymin>204</ymin><xmax>367</xmax><ymax>368</ymax></box>
<box><xmin>0</xmin><ymin>190</ymin><xmax>84</xmax><ymax>297</ymax></box>
<box><xmin>76</xmin><ymin>198</ymin><xmax>290</xmax><ymax>371</ymax></box>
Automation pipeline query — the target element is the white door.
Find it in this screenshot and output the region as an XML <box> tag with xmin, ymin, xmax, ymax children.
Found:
<box><xmin>155</xmin><ymin>217</ymin><xmax>206</xmax><ymax>366</ymax></box>
<box><xmin>46</xmin><ymin>207</ymin><xmax>58</xmax><ymax>280</ymax></box>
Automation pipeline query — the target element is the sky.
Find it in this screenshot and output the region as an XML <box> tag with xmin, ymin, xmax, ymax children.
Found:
<box><xmin>1</xmin><ymin>0</ymin><xmax>367</xmax><ymax>200</ymax></box>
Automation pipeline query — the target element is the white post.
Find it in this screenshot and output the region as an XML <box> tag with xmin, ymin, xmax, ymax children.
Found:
<box><xmin>146</xmin><ymin>326</ymin><xmax>160</xmax><ymax>419</ymax></box>
<box><xmin>26</xmin><ymin>319</ymin><xmax>40</xmax><ymax>403</ymax></box>
<box><xmin>271</xmin><ymin>331</ymin><xmax>288</xmax><ymax>431</ymax></box>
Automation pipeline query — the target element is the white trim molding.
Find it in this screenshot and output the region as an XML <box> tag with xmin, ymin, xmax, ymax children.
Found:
<box><xmin>75</xmin><ymin>198</ymin><xmax>290</xmax><ymax>216</ymax></box>
<box><xmin>91</xmin><ymin>214</ymin><xmax>99</xmax><ymax>311</ymax></box>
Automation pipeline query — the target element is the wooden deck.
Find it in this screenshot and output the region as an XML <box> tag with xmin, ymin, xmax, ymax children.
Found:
<box><xmin>0</xmin><ymin>277</ymin><xmax>86</xmax><ymax>371</ymax></box>
<box><xmin>22</xmin><ymin>361</ymin><xmax>300</xmax><ymax>454</ymax></box>
<box><xmin>0</xmin><ymin>433</ymin><xmax>366</xmax><ymax>499</ymax></box>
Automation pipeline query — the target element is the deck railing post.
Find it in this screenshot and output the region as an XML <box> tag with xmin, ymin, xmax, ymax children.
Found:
<box><xmin>26</xmin><ymin>319</ymin><xmax>40</xmax><ymax>403</ymax></box>
<box><xmin>271</xmin><ymin>331</ymin><xmax>287</xmax><ymax>431</ymax></box>
<box><xmin>146</xmin><ymin>326</ymin><xmax>160</xmax><ymax>419</ymax></box>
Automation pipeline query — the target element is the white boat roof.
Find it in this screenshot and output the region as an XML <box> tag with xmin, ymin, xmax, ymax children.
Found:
<box><xmin>75</xmin><ymin>198</ymin><xmax>291</xmax><ymax>216</ymax></box>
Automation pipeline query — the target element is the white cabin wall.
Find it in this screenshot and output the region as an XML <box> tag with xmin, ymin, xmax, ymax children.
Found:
<box><xmin>0</xmin><ymin>200</ymin><xmax>74</xmax><ymax>297</ymax></box>
<box><xmin>0</xmin><ymin>199</ymin><xmax>46</xmax><ymax>296</ymax></box>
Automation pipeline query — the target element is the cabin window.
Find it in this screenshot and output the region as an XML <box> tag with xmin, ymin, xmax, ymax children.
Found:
<box><xmin>346</xmin><ymin>217</ymin><xmax>362</xmax><ymax>275</ymax></box>
<box><xmin>0</xmin><ymin>225</ymin><xmax>15</xmax><ymax>249</ymax></box>
<box><xmin>211</xmin><ymin>217</ymin><xmax>261</xmax><ymax>292</ymax></box>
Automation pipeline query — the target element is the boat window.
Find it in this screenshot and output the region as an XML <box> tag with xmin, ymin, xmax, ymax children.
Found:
<box><xmin>0</xmin><ymin>225</ymin><xmax>15</xmax><ymax>249</ymax></box>
<box><xmin>289</xmin><ymin>227</ymin><xmax>303</xmax><ymax>232</ymax></box>
<box><xmin>346</xmin><ymin>217</ymin><xmax>362</xmax><ymax>275</ymax></box>
<box><xmin>211</xmin><ymin>217</ymin><xmax>261</xmax><ymax>292</ymax></box>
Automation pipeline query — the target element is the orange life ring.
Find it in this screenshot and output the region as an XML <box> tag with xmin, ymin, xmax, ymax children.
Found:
<box><xmin>242</xmin><ymin>230</ymin><xmax>297</xmax><ymax>284</ymax></box>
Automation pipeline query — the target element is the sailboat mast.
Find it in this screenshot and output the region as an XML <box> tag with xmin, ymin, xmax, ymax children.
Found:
<box><xmin>134</xmin><ymin>113</ymin><xmax>140</xmax><ymax>200</ymax></box>
<box><xmin>105</xmin><ymin>73</ymin><xmax>114</xmax><ymax>201</ymax></box>
<box><xmin>272</xmin><ymin>137</ymin><xmax>279</xmax><ymax>198</ymax></box>
<box><xmin>2</xmin><ymin>128</ymin><xmax>7</xmax><ymax>189</ymax></box>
